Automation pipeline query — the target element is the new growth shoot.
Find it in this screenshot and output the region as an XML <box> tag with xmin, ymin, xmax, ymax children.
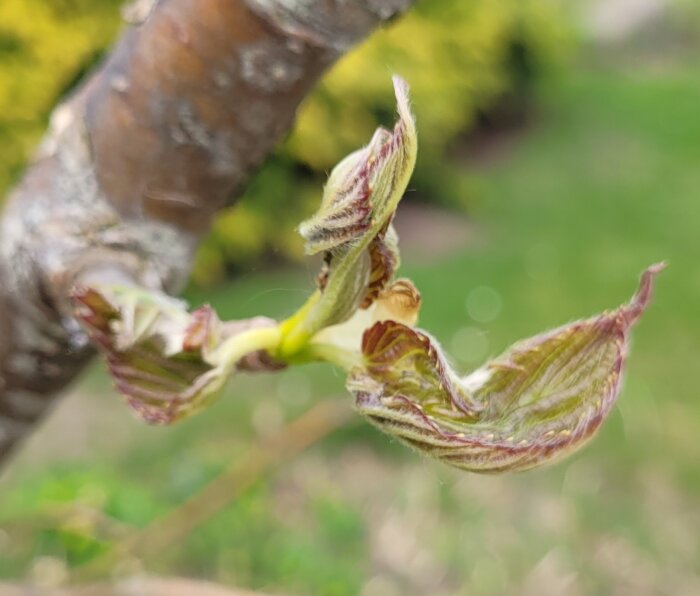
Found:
<box><xmin>74</xmin><ymin>77</ymin><xmax>664</xmax><ymax>473</ymax></box>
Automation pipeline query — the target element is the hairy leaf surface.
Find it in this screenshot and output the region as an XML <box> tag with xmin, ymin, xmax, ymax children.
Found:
<box><xmin>348</xmin><ymin>264</ymin><xmax>664</xmax><ymax>472</ymax></box>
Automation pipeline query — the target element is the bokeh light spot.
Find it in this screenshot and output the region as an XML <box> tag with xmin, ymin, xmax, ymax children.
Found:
<box><xmin>465</xmin><ymin>286</ymin><xmax>503</xmax><ymax>323</ymax></box>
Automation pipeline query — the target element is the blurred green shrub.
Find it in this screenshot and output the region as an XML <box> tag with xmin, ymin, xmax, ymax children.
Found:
<box><xmin>197</xmin><ymin>0</ymin><xmax>571</xmax><ymax>284</ymax></box>
<box><xmin>0</xmin><ymin>0</ymin><xmax>570</xmax><ymax>286</ymax></box>
<box><xmin>0</xmin><ymin>466</ymin><xmax>164</xmax><ymax>575</ymax></box>
<box><xmin>0</xmin><ymin>463</ymin><xmax>367</xmax><ymax>593</ymax></box>
<box><xmin>0</xmin><ymin>0</ymin><xmax>122</xmax><ymax>192</ymax></box>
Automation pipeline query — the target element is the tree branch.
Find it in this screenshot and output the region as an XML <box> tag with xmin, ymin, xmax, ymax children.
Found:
<box><xmin>0</xmin><ymin>0</ymin><xmax>414</xmax><ymax>464</ymax></box>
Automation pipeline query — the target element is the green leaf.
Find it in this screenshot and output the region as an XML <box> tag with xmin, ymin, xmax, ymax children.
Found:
<box><xmin>347</xmin><ymin>264</ymin><xmax>665</xmax><ymax>473</ymax></box>
<box><xmin>73</xmin><ymin>286</ymin><xmax>281</xmax><ymax>424</ymax></box>
<box><xmin>298</xmin><ymin>76</ymin><xmax>417</xmax><ymax>257</ymax></box>
<box><xmin>279</xmin><ymin>76</ymin><xmax>417</xmax><ymax>356</ymax></box>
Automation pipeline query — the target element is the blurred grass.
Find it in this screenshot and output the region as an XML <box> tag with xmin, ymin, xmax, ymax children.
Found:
<box><xmin>1</xmin><ymin>63</ymin><xmax>699</xmax><ymax>594</ymax></box>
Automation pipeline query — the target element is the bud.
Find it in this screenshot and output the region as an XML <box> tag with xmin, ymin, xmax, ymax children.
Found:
<box><xmin>314</xmin><ymin>278</ymin><xmax>422</xmax><ymax>353</ymax></box>
<box><xmin>348</xmin><ymin>264</ymin><xmax>665</xmax><ymax>473</ymax></box>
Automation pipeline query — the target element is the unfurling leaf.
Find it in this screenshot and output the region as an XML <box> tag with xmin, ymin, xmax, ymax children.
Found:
<box><xmin>298</xmin><ymin>76</ymin><xmax>416</xmax><ymax>257</ymax></box>
<box><xmin>347</xmin><ymin>264</ymin><xmax>665</xmax><ymax>473</ymax></box>
<box><xmin>279</xmin><ymin>76</ymin><xmax>417</xmax><ymax>356</ymax></box>
<box><xmin>73</xmin><ymin>286</ymin><xmax>281</xmax><ymax>424</ymax></box>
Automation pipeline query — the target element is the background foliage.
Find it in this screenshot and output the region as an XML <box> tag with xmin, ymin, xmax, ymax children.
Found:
<box><xmin>0</xmin><ymin>0</ymin><xmax>568</xmax><ymax>284</ymax></box>
<box><xmin>195</xmin><ymin>0</ymin><xmax>569</xmax><ymax>283</ymax></box>
<box><xmin>0</xmin><ymin>0</ymin><xmax>123</xmax><ymax>192</ymax></box>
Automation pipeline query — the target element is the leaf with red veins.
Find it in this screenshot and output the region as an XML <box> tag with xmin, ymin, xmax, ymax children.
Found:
<box><xmin>283</xmin><ymin>77</ymin><xmax>417</xmax><ymax>349</ymax></box>
<box><xmin>347</xmin><ymin>264</ymin><xmax>665</xmax><ymax>473</ymax></box>
<box><xmin>73</xmin><ymin>286</ymin><xmax>281</xmax><ymax>425</ymax></box>
<box><xmin>299</xmin><ymin>76</ymin><xmax>416</xmax><ymax>258</ymax></box>
<box><xmin>361</xmin><ymin>223</ymin><xmax>401</xmax><ymax>309</ymax></box>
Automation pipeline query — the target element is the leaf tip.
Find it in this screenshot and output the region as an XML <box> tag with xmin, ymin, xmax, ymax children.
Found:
<box><xmin>392</xmin><ymin>75</ymin><xmax>416</xmax><ymax>139</ymax></box>
<box><xmin>392</xmin><ymin>75</ymin><xmax>410</xmax><ymax>113</ymax></box>
<box><xmin>624</xmin><ymin>261</ymin><xmax>666</xmax><ymax>325</ymax></box>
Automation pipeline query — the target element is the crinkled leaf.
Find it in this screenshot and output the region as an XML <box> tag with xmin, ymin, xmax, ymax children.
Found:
<box><xmin>299</xmin><ymin>76</ymin><xmax>416</xmax><ymax>257</ymax></box>
<box><xmin>361</xmin><ymin>223</ymin><xmax>401</xmax><ymax>308</ymax></box>
<box><xmin>73</xmin><ymin>286</ymin><xmax>221</xmax><ymax>424</ymax></box>
<box><xmin>347</xmin><ymin>264</ymin><xmax>664</xmax><ymax>473</ymax></box>
<box><xmin>280</xmin><ymin>77</ymin><xmax>417</xmax><ymax>355</ymax></box>
<box><xmin>73</xmin><ymin>286</ymin><xmax>281</xmax><ymax>425</ymax></box>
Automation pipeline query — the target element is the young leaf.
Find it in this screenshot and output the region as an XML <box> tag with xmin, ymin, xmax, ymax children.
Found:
<box><xmin>298</xmin><ymin>76</ymin><xmax>416</xmax><ymax>257</ymax></box>
<box><xmin>347</xmin><ymin>264</ymin><xmax>664</xmax><ymax>473</ymax></box>
<box><xmin>279</xmin><ymin>76</ymin><xmax>417</xmax><ymax>356</ymax></box>
<box><xmin>73</xmin><ymin>286</ymin><xmax>281</xmax><ymax>424</ymax></box>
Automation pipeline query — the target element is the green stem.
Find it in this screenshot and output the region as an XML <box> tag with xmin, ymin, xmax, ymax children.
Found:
<box><xmin>275</xmin><ymin>290</ymin><xmax>321</xmax><ymax>358</ymax></box>
<box><xmin>216</xmin><ymin>325</ymin><xmax>283</xmax><ymax>366</ymax></box>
